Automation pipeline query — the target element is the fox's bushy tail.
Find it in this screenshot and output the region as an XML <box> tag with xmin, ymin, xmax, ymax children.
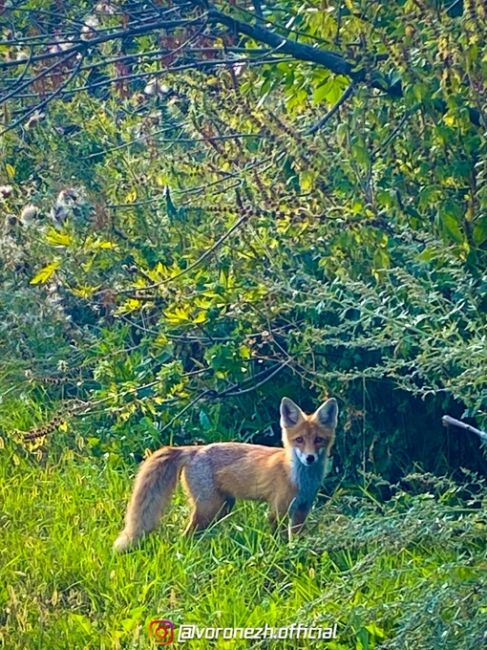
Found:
<box><xmin>114</xmin><ymin>447</ymin><xmax>194</xmax><ymax>552</ymax></box>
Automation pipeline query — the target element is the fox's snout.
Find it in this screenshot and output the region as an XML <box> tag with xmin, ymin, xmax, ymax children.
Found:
<box><xmin>295</xmin><ymin>448</ymin><xmax>320</xmax><ymax>466</ymax></box>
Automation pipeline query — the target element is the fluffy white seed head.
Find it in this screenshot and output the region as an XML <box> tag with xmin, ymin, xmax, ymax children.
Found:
<box><xmin>20</xmin><ymin>204</ymin><xmax>40</xmax><ymax>225</ymax></box>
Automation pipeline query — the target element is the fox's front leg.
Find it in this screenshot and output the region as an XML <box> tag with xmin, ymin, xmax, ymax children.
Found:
<box><xmin>268</xmin><ymin>495</ymin><xmax>294</xmax><ymax>536</ymax></box>
<box><xmin>288</xmin><ymin>506</ymin><xmax>309</xmax><ymax>539</ymax></box>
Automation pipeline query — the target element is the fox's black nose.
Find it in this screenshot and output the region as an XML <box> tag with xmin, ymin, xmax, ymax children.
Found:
<box><xmin>306</xmin><ymin>455</ymin><xmax>315</xmax><ymax>465</ymax></box>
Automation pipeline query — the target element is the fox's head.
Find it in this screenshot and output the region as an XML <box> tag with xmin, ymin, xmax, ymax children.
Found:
<box><xmin>280</xmin><ymin>397</ymin><xmax>338</xmax><ymax>467</ymax></box>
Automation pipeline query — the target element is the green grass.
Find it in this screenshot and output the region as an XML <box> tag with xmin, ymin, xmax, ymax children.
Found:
<box><xmin>0</xmin><ymin>441</ymin><xmax>486</xmax><ymax>649</ymax></box>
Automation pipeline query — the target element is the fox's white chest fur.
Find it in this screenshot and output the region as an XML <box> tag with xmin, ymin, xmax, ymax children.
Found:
<box><xmin>290</xmin><ymin>448</ymin><xmax>326</xmax><ymax>514</ymax></box>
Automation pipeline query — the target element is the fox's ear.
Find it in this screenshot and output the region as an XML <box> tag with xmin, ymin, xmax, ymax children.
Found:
<box><xmin>314</xmin><ymin>398</ymin><xmax>339</xmax><ymax>428</ymax></box>
<box><xmin>280</xmin><ymin>397</ymin><xmax>304</xmax><ymax>428</ymax></box>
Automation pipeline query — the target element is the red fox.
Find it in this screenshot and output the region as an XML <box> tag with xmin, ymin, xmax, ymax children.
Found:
<box><xmin>114</xmin><ymin>397</ymin><xmax>338</xmax><ymax>551</ymax></box>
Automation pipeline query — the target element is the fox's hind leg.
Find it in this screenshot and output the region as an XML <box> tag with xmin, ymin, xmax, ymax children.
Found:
<box><xmin>181</xmin><ymin>462</ymin><xmax>228</xmax><ymax>536</ymax></box>
<box><xmin>183</xmin><ymin>496</ymin><xmax>228</xmax><ymax>535</ymax></box>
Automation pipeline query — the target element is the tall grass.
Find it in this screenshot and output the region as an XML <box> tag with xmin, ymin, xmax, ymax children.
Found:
<box><xmin>1</xmin><ymin>434</ymin><xmax>486</xmax><ymax>649</ymax></box>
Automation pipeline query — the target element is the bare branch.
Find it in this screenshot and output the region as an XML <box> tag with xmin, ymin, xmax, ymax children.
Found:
<box><xmin>121</xmin><ymin>207</ymin><xmax>252</xmax><ymax>292</ymax></box>
<box><xmin>0</xmin><ymin>14</ymin><xmax>206</xmax><ymax>70</ymax></box>
<box><xmin>1</xmin><ymin>53</ymin><xmax>83</xmax><ymax>136</ymax></box>
<box><xmin>442</xmin><ymin>415</ymin><xmax>487</xmax><ymax>445</ymax></box>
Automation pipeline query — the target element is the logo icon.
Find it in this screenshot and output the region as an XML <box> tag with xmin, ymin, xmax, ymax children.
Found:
<box><xmin>148</xmin><ymin>619</ymin><xmax>175</xmax><ymax>646</ymax></box>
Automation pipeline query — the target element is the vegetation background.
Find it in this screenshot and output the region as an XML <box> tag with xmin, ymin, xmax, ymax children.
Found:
<box><xmin>0</xmin><ymin>0</ymin><xmax>486</xmax><ymax>648</ymax></box>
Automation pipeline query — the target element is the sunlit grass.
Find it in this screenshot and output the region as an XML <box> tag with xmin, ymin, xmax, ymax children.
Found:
<box><xmin>0</xmin><ymin>439</ymin><xmax>486</xmax><ymax>649</ymax></box>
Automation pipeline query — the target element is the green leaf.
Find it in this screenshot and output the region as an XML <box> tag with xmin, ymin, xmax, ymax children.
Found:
<box><xmin>437</xmin><ymin>200</ymin><xmax>464</xmax><ymax>243</ymax></box>
<box><xmin>199</xmin><ymin>410</ymin><xmax>212</xmax><ymax>431</ymax></box>
<box><xmin>472</xmin><ymin>216</ymin><xmax>487</xmax><ymax>246</ymax></box>
<box><xmin>365</xmin><ymin>623</ymin><xmax>386</xmax><ymax>639</ymax></box>
<box><xmin>68</xmin><ymin>613</ymin><xmax>93</xmax><ymax>633</ymax></box>
<box><xmin>313</xmin><ymin>78</ymin><xmax>345</xmax><ymax>105</ymax></box>
<box><xmin>351</xmin><ymin>138</ymin><xmax>370</xmax><ymax>166</ymax></box>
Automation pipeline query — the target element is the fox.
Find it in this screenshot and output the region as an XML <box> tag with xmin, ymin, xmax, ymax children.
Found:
<box><xmin>113</xmin><ymin>397</ymin><xmax>338</xmax><ymax>552</ymax></box>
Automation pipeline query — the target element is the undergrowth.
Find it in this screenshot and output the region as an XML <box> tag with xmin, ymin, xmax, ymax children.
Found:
<box><xmin>0</xmin><ymin>437</ymin><xmax>485</xmax><ymax>649</ymax></box>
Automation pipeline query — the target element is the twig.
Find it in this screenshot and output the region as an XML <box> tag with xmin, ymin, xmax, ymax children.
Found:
<box><xmin>305</xmin><ymin>82</ymin><xmax>356</xmax><ymax>135</ymax></box>
<box><xmin>222</xmin><ymin>361</ymin><xmax>290</xmax><ymax>397</ymax></box>
<box><xmin>373</xmin><ymin>109</ymin><xmax>412</xmax><ymax>154</ymax></box>
<box><xmin>0</xmin><ymin>53</ymin><xmax>83</xmax><ymax>136</ymax></box>
<box><xmin>57</xmin><ymin>55</ymin><xmax>295</xmax><ymax>100</ymax></box>
<box><xmin>158</xmin><ymin>390</ymin><xmax>212</xmax><ymax>436</ymax></box>
<box><xmin>0</xmin><ymin>49</ymin><xmax>76</xmax><ymax>106</ymax></box>
<box><xmin>0</xmin><ymin>14</ymin><xmax>206</xmax><ymax>70</ymax></box>
<box><xmin>252</xmin><ymin>1</ymin><xmax>264</xmax><ymax>20</ymax></box>
<box><xmin>442</xmin><ymin>415</ymin><xmax>487</xmax><ymax>445</ymax></box>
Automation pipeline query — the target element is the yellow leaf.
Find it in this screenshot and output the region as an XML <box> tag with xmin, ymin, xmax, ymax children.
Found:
<box><xmin>71</xmin><ymin>285</ymin><xmax>97</xmax><ymax>299</ymax></box>
<box><xmin>193</xmin><ymin>310</ymin><xmax>208</xmax><ymax>324</ymax></box>
<box><xmin>30</xmin><ymin>260</ymin><xmax>60</xmax><ymax>285</ymax></box>
<box><xmin>239</xmin><ymin>345</ymin><xmax>252</xmax><ymax>359</ymax></box>
<box><xmin>194</xmin><ymin>297</ymin><xmax>213</xmax><ymax>309</ymax></box>
<box><xmin>164</xmin><ymin>306</ymin><xmax>191</xmax><ymax>324</ymax></box>
<box><xmin>45</xmin><ymin>228</ymin><xmax>73</xmax><ymax>247</ymax></box>
<box><xmin>125</xmin><ymin>189</ymin><xmax>137</xmax><ymax>203</ymax></box>
<box><xmin>300</xmin><ymin>171</ymin><xmax>314</xmax><ymax>191</ymax></box>
<box><xmin>156</xmin><ymin>173</ymin><xmax>168</xmax><ymax>187</ymax></box>
<box><xmin>115</xmin><ymin>298</ymin><xmax>142</xmax><ymax>314</ymax></box>
<box><xmin>92</xmin><ymin>240</ymin><xmax>116</xmax><ymax>249</ymax></box>
<box><xmin>443</xmin><ymin>112</ymin><xmax>457</xmax><ymax>127</ymax></box>
<box><xmin>154</xmin><ymin>333</ymin><xmax>168</xmax><ymax>347</ymax></box>
<box><xmin>5</xmin><ymin>164</ymin><xmax>15</xmax><ymax>179</ymax></box>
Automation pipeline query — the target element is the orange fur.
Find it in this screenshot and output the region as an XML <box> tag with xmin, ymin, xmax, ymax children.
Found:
<box><xmin>114</xmin><ymin>397</ymin><xmax>338</xmax><ymax>552</ymax></box>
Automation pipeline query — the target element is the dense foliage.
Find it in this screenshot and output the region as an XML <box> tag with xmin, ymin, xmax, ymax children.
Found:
<box><xmin>1</xmin><ymin>0</ymin><xmax>486</xmax><ymax>479</ymax></box>
<box><xmin>1</xmin><ymin>3</ymin><xmax>487</xmax><ymax>649</ymax></box>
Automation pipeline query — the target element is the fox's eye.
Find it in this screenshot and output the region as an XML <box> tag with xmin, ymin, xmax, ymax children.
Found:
<box><xmin>315</xmin><ymin>437</ymin><xmax>325</xmax><ymax>444</ymax></box>
<box><xmin>295</xmin><ymin>436</ymin><xmax>304</xmax><ymax>444</ymax></box>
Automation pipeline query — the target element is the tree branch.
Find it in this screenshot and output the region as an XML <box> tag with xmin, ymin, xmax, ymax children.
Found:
<box><xmin>442</xmin><ymin>415</ymin><xmax>487</xmax><ymax>446</ymax></box>
<box><xmin>208</xmin><ymin>6</ymin><xmax>357</xmax><ymax>78</ymax></box>
<box><xmin>1</xmin><ymin>1</ymin><xmax>480</xmax><ymax>128</ymax></box>
<box><xmin>0</xmin><ymin>14</ymin><xmax>206</xmax><ymax>70</ymax></box>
